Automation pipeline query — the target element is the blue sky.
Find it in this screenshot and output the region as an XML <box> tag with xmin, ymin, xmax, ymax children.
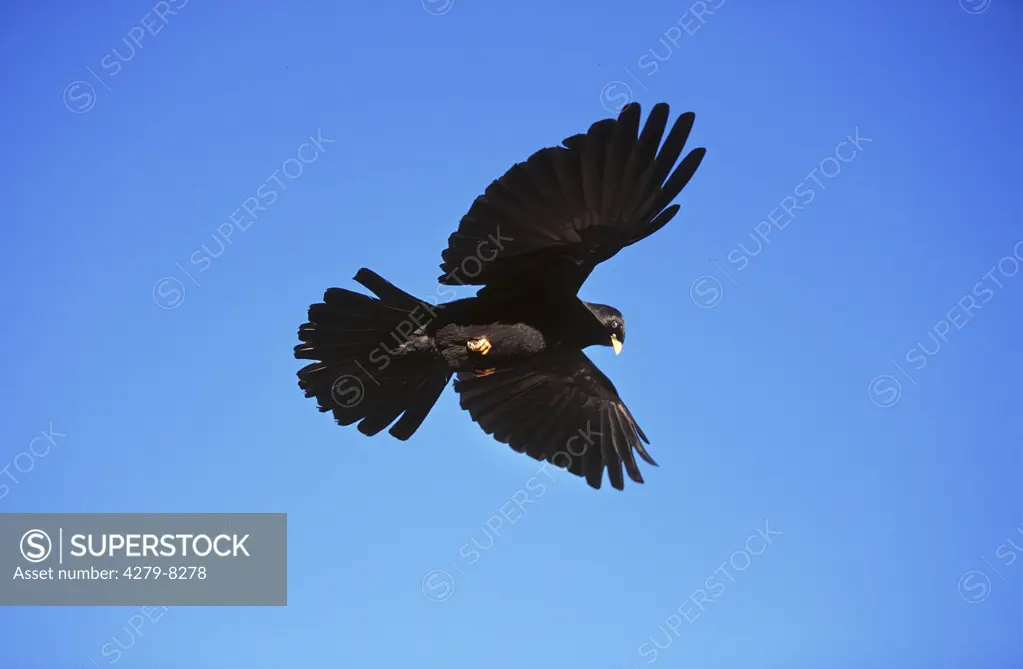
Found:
<box><xmin>1</xmin><ymin>0</ymin><xmax>1021</xmax><ymax>667</ymax></box>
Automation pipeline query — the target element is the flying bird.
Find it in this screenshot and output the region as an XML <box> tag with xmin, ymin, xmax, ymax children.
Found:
<box><xmin>294</xmin><ymin>102</ymin><xmax>705</xmax><ymax>490</ymax></box>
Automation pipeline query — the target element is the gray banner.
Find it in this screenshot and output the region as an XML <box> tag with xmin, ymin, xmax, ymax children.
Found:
<box><xmin>0</xmin><ymin>513</ymin><xmax>286</xmax><ymax>606</ymax></box>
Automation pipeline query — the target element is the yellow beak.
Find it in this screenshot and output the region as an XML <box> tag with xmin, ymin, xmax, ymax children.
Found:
<box><xmin>611</xmin><ymin>334</ymin><xmax>623</xmax><ymax>355</ymax></box>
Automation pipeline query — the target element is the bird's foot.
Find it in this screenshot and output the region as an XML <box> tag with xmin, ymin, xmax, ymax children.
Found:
<box><xmin>473</xmin><ymin>367</ymin><xmax>497</xmax><ymax>378</ymax></box>
<box><xmin>466</xmin><ymin>336</ymin><xmax>492</xmax><ymax>356</ymax></box>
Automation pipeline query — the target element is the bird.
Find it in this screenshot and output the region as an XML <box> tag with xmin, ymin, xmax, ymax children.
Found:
<box><xmin>294</xmin><ymin>101</ymin><xmax>706</xmax><ymax>490</ymax></box>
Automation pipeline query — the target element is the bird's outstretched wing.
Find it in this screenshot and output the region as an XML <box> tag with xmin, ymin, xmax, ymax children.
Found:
<box><xmin>452</xmin><ymin>348</ymin><xmax>657</xmax><ymax>490</ymax></box>
<box><xmin>437</xmin><ymin>102</ymin><xmax>706</xmax><ymax>299</ymax></box>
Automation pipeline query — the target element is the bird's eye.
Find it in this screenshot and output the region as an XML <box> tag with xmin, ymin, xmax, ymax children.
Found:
<box><xmin>611</xmin><ymin>320</ymin><xmax>619</xmax><ymax>329</ymax></box>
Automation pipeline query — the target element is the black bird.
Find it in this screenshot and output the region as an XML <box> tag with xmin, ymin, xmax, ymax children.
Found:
<box><xmin>295</xmin><ymin>102</ymin><xmax>705</xmax><ymax>490</ymax></box>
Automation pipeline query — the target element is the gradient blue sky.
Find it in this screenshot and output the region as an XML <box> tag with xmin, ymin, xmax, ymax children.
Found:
<box><xmin>1</xmin><ymin>1</ymin><xmax>1021</xmax><ymax>667</ymax></box>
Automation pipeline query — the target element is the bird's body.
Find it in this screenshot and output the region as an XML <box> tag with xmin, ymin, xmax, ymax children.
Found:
<box><xmin>294</xmin><ymin>102</ymin><xmax>705</xmax><ymax>490</ymax></box>
<box><xmin>409</xmin><ymin>294</ymin><xmax>612</xmax><ymax>372</ymax></box>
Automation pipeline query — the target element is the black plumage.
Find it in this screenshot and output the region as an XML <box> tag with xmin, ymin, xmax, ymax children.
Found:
<box><xmin>295</xmin><ymin>102</ymin><xmax>705</xmax><ymax>490</ymax></box>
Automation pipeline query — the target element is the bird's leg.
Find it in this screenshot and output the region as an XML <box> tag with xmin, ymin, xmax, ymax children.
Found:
<box><xmin>466</xmin><ymin>336</ymin><xmax>492</xmax><ymax>356</ymax></box>
<box><xmin>467</xmin><ymin>336</ymin><xmax>495</xmax><ymax>377</ymax></box>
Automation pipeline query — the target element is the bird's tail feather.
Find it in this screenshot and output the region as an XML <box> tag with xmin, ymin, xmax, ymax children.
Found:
<box><xmin>295</xmin><ymin>268</ymin><xmax>452</xmax><ymax>440</ymax></box>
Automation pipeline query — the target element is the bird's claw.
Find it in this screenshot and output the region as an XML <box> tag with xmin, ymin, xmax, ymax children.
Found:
<box><xmin>473</xmin><ymin>367</ymin><xmax>497</xmax><ymax>378</ymax></box>
<box><xmin>467</xmin><ymin>336</ymin><xmax>492</xmax><ymax>356</ymax></box>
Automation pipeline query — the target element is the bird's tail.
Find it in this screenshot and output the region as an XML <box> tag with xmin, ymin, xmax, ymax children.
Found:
<box><xmin>295</xmin><ymin>268</ymin><xmax>452</xmax><ymax>440</ymax></box>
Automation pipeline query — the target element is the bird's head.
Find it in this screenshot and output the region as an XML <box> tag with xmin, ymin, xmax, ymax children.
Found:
<box><xmin>583</xmin><ymin>302</ymin><xmax>626</xmax><ymax>355</ymax></box>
